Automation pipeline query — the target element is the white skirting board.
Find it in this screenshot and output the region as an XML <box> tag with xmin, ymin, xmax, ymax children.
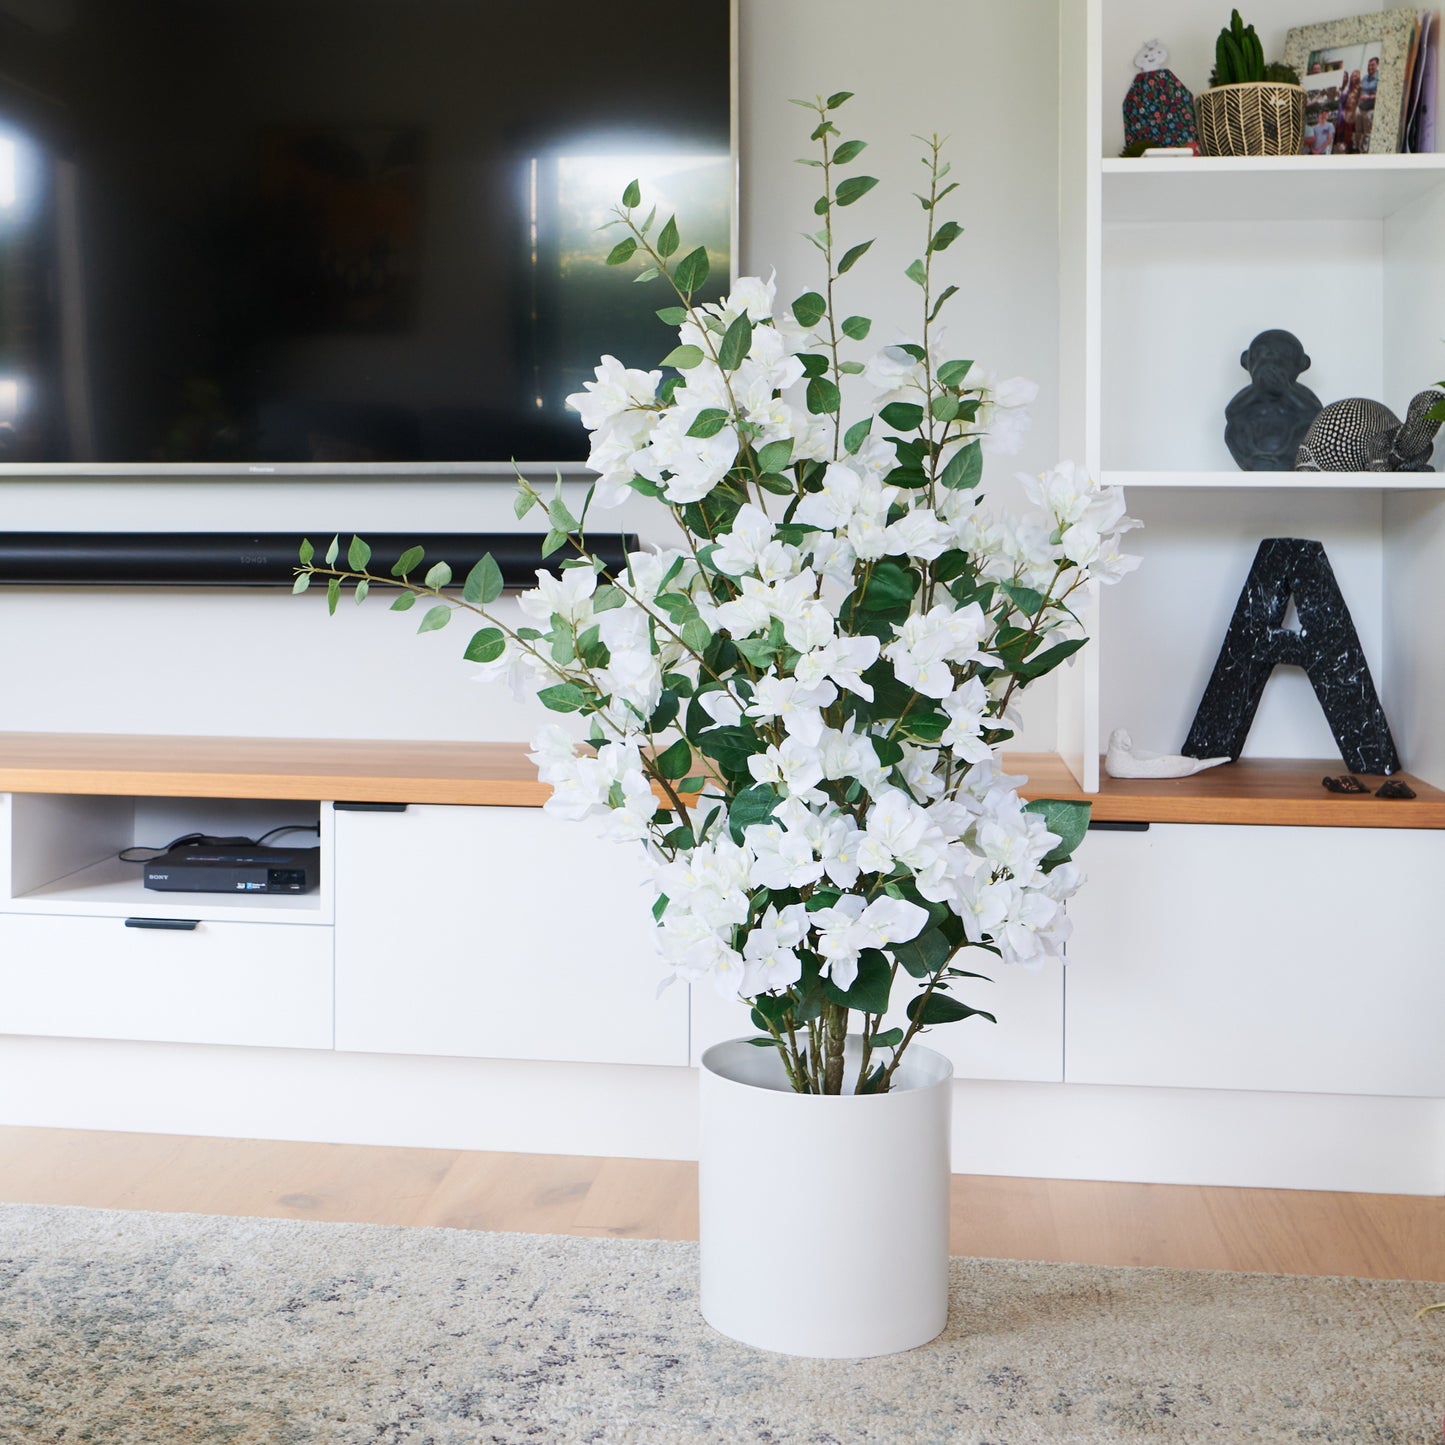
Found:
<box><xmin>0</xmin><ymin>1034</ymin><xmax>1441</xmax><ymax>1196</ymax></box>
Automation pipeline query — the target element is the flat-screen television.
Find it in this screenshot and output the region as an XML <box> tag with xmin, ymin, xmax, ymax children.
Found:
<box><xmin>0</xmin><ymin>0</ymin><xmax>735</xmax><ymax>473</ymax></box>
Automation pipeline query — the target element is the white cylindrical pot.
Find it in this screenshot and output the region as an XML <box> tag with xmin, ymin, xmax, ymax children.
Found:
<box><xmin>698</xmin><ymin>1035</ymin><xmax>953</xmax><ymax>1358</ymax></box>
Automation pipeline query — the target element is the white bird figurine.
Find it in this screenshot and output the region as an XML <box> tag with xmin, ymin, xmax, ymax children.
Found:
<box><xmin>1105</xmin><ymin>729</ymin><xmax>1231</xmax><ymax>780</ymax></box>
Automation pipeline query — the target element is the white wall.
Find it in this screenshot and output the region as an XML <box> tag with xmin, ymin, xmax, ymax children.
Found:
<box><xmin>0</xmin><ymin>0</ymin><xmax>1063</xmax><ymax>750</ymax></box>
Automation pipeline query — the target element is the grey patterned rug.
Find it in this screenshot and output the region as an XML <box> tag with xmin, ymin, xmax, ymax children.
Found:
<box><xmin>0</xmin><ymin>1204</ymin><xmax>1442</xmax><ymax>1443</ymax></box>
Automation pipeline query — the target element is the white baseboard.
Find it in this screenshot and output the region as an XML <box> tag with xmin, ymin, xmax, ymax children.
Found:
<box><xmin>1</xmin><ymin>1035</ymin><xmax>1440</xmax><ymax>1195</ymax></box>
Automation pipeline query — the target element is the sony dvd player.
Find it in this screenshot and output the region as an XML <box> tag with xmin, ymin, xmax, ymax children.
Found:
<box><xmin>143</xmin><ymin>844</ymin><xmax>320</xmax><ymax>894</ymax></box>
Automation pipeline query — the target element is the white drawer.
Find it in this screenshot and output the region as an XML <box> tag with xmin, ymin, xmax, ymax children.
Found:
<box><xmin>0</xmin><ymin>913</ymin><xmax>333</xmax><ymax>1049</ymax></box>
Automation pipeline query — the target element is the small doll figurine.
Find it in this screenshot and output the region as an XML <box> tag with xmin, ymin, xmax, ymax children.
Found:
<box><xmin>1123</xmin><ymin>40</ymin><xmax>1199</xmax><ymax>152</ymax></box>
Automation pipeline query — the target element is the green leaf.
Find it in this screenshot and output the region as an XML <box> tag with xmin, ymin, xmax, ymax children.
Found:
<box><xmin>1015</xmin><ymin>636</ymin><xmax>1087</xmax><ymax>681</ymax></box>
<box><xmin>937</xmin><ymin>359</ymin><xmax>974</xmax><ymax>387</ymax></box>
<box><xmin>548</xmin><ymin>497</ymin><xmax>578</xmax><ymax>534</ymax></box>
<box><xmin>537</xmin><ymin>682</ymin><xmax>589</xmax><ymax>713</ymax></box>
<box><xmin>424</xmin><ymin>561</ymin><xmax>452</xmax><ymax>590</ymax></box>
<box><xmin>835</xmin><ymin>175</ymin><xmax>878</xmax><ymax>206</ymax></box>
<box><xmin>837</xmin><ymin>239</ymin><xmax>873</xmax><ymax>273</ymax></box>
<box><xmin>392</xmin><ymin>544</ymin><xmax>425</xmax><ymax>577</ymax></box>
<box><xmin>656</xmin><ymin>305</ymin><xmax>687</xmax><ymax>326</ymax></box>
<box><xmin>417</xmin><ymin>604</ymin><xmax>450</xmax><ymax>633</ymax></box>
<box><xmin>841</xmin><ymin>315</ymin><xmax>871</xmax><ymax>340</ymax></box>
<box><xmin>756</xmin><ymin>438</ymin><xmax>794</xmax><ymax>473</ymax></box>
<box><xmin>727</xmin><ymin>783</ymin><xmax>782</xmax><ymax>843</ymax></box>
<box><xmin>514</xmin><ymin>489</ymin><xmax>538</xmax><ymax>520</ymax></box>
<box><xmin>871</xmin><ymin>1027</ymin><xmax>905</xmax><ymax>1049</ymax></box>
<box><xmin>325</xmin><ymin>535</ymin><xmax>340</xmax><ymax>566</ymax></box>
<box><xmin>464</xmin><ymin>553</ymin><xmax>504</xmax><ymax>605</ymax></box>
<box><xmin>463</xmin><ymin>627</ymin><xmax>506</xmax><ymax>664</ymax></box>
<box><xmin>605</xmin><ymin>237</ymin><xmax>637</xmax><ymax>266</ymax></box>
<box><xmin>347</xmin><ymin>535</ymin><xmax>371</xmax><ymax>571</ymax></box>
<box><xmin>880</xmin><ymin>401</ymin><xmax>924</xmax><ymax>432</ymax></box>
<box><xmin>656</xmin><ymin>737</ymin><xmax>694</xmax><ymax>780</ymax></box>
<box><xmin>792</xmin><ymin>291</ymin><xmax>827</xmax><ymax>328</ymax></box>
<box><xmin>851</xmin><ymin>559</ymin><xmax>917</xmax><ymax>614</ymax></box>
<box><xmin>904</xmin><ymin>257</ymin><xmax>927</xmax><ymax>288</ymax></box>
<box><xmin>354</xmin><ymin>579</ymin><xmax>369</xmax><ymax>604</ymax></box>
<box><xmin>892</xmin><ymin>927</ymin><xmax>952</xmax><ymax>979</ymax></box>
<box><xmin>907</xmin><ymin>993</ymin><xmax>996</xmax><ymax>1026</ymax></box>
<box><xmin>1002</xmin><ymin>582</ymin><xmax>1046</xmax><ymax>617</ymax></box>
<box><xmin>813</xmin><ymin>195</ymin><xmax>829</xmax><ymax>216</ymax></box>
<box><xmin>928</xmin><ymin>284</ymin><xmax>959</xmax><ymax>323</ymax></box>
<box><xmin>634</xmin><ymin>267</ymin><xmax>661</xmax><ymax>284</ymax></box>
<box><xmin>326</xmin><ymin>576</ymin><xmax>340</xmax><ymax>615</ymax></box>
<box><xmin>673</xmin><ymin>245</ymin><xmax>710</xmax><ymax>293</ymax></box>
<box><xmin>826</xmin><ymin>90</ymin><xmax>854</xmax><ymax>108</ymax></box>
<box><xmin>390</xmin><ymin>591</ymin><xmax>417</xmax><ymax>611</ymax></box>
<box><xmin>718</xmin><ymin>313</ymin><xmax>753</xmax><ymax>371</ymax></box>
<box><xmin>929</xmin><ymin>220</ymin><xmax>964</xmax><ymax>252</ymax></box>
<box><xmin>843</xmin><ymin>416</ymin><xmax>873</xmax><ymax>454</ymax></box>
<box><xmin>932</xmin><ymin>394</ymin><xmax>960</xmax><ymax>424</ymax></box>
<box><xmin>940</xmin><ymin>442</ymin><xmax>983</xmax><ymax>491</ymax></box>
<box><xmin>823</xmin><ymin>949</ymin><xmax>892</xmax><ymax>1014</ymax></box>
<box><xmin>622</xmin><ymin>178</ymin><xmax>641</xmax><ymax>208</ymax></box>
<box><xmin>686</xmin><ymin>408</ymin><xmax>731</xmax><ymax>439</ymax></box>
<box><xmin>1025</xmin><ymin>798</ymin><xmax>1092</xmax><ymax>864</ymax></box>
<box><xmin>661</xmin><ymin>344</ymin><xmax>704</xmax><ymax>370</ymax></box>
<box><xmin>832</xmin><ymin>138</ymin><xmax>867</xmax><ymax>164</ymax></box>
<box><xmin>657</xmin><ymin>215</ymin><xmax>680</xmax><ymax>258</ymax></box>
<box><xmin>697</xmin><ymin>725</ymin><xmax>765</xmax><ymax>773</ymax></box>
<box><xmin>298</xmin><ymin>538</ymin><xmax>314</xmax><ymax>565</ymax></box>
<box><xmin>291</xmin><ymin>573</ymin><xmax>310</xmax><ymax>594</ymax></box>
<box><xmin>806</xmin><ymin>376</ymin><xmax>841</xmax><ymax>415</ymax></box>
<box><xmin>541</xmin><ymin>530</ymin><xmax>568</xmax><ymax>558</ymax></box>
<box><xmin>680</xmin><ymin>616</ymin><xmax>711</xmax><ymax>654</ymax></box>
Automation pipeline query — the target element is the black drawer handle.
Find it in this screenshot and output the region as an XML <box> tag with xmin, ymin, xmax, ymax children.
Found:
<box><xmin>1088</xmin><ymin>820</ymin><xmax>1151</xmax><ymax>832</ymax></box>
<box><xmin>124</xmin><ymin>917</ymin><xmax>200</xmax><ymax>931</ymax></box>
<box><xmin>333</xmin><ymin>801</ymin><xmax>409</xmax><ymax>812</ymax></box>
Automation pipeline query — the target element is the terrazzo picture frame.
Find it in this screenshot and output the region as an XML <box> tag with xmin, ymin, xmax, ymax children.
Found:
<box><xmin>1284</xmin><ymin>8</ymin><xmax>1422</xmax><ymax>154</ymax></box>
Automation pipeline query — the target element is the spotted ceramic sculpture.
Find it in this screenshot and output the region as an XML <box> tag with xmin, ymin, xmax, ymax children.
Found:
<box><xmin>1295</xmin><ymin>390</ymin><xmax>1444</xmax><ymax>472</ymax></box>
<box><xmin>1104</xmin><ymin>729</ymin><xmax>1229</xmax><ymax>780</ymax></box>
<box><xmin>1123</xmin><ymin>40</ymin><xmax>1198</xmax><ymax>150</ymax></box>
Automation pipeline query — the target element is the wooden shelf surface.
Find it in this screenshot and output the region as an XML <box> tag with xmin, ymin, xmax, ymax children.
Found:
<box><xmin>0</xmin><ymin>735</ymin><xmax>1438</xmax><ymax>827</ymax></box>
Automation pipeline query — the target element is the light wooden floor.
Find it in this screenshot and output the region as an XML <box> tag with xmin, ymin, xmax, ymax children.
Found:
<box><xmin>1</xmin><ymin>1126</ymin><xmax>1442</xmax><ymax>1281</ymax></box>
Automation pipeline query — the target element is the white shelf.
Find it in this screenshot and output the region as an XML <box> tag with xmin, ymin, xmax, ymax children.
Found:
<box><xmin>1104</xmin><ymin>470</ymin><xmax>1445</xmax><ymax>491</ymax></box>
<box><xmin>1102</xmin><ymin>155</ymin><xmax>1445</xmax><ymax>224</ymax></box>
<box><xmin>8</xmin><ymin>853</ymin><xmax>330</xmax><ymax>924</ymax></box>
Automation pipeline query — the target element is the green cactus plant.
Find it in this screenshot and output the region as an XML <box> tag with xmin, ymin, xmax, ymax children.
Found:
<box><xmin>1215</xmin><ymin>9</ymin><xmax>1264</xmax><ymax>84</ymax></box>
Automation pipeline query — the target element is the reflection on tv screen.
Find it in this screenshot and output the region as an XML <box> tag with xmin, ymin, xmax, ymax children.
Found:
<box><xmin>0</xmin><ymin>0</ymin><xmax>732</xmax><ymax>468</ymax></box>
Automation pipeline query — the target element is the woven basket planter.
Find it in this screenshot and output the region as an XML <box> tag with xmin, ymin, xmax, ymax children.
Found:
<box><xmin>1196</xmin><ymin>82</ymin><xmax>1305</xmax><ymax>157</ymax></box>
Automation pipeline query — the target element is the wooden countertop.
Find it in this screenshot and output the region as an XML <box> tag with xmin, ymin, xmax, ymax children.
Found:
<box><xmin>0</xmin><ymin>734</ymin><xmax>1439</xmax><ymax>827</ymax></box>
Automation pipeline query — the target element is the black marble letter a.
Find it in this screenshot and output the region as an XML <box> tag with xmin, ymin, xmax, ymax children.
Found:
<box><xmin>1182</xmin><ymin>538</ymin><xmax>1399</xmax><ymax>775</ymax></box>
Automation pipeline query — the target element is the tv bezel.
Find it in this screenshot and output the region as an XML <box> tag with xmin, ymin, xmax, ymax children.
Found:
<box><xmin>0</xmin><ymin>0</ymin><xmax>739</xmax><ymax>481</ymax></box>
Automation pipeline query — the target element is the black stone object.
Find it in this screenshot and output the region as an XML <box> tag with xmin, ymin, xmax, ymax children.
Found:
<box><xmin>1182</xmin><ymin>538</ymin><xmax>1400</xmax><ymax>775</ymax></box>
<box><xmin>1223</xmin><ymin>330</ymin><xmax>1323</xmax><ymax>471</ymax></box>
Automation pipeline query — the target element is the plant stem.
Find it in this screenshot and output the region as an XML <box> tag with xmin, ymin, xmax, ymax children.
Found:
<box><xmin>823</xmin><ymin>1001</ymin><xmax>848</xmax><ymax>1095</ymax></box>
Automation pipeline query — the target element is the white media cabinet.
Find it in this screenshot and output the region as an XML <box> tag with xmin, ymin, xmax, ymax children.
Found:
<box><xmin>3</xmin><ymin>732</ymin><xmax>1445</xmax><ymax>1195</ymax></box>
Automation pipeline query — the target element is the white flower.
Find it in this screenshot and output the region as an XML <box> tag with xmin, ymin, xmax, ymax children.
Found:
<box><xmin>883</xmin><ymin>602</ymin><xmax>994</xmax><ymax>699</ymax></box>
<box><xmin>744</xmin><ymin>818</ymin><xmax>823</xmax><ymax>892</ymax></box>
<box><xmin>970</xmin><ymin>368</ymin><xmax>1038</xmax><ymax>456</ymax></box>
<box><xmin>741</xmin><ymin>903</ymin><xmax>810</xmax><ymax>995</ymax></box>
<box><xmin>884</xmin><ymin>505</ymin><xmax>954</xmax><ymax>563</ymax></box>
<box><xmin>517</xmin><ymin>562</ymin><xmax>597</xmax><ymax>627</ymax></box>
<box><xmin>747</xmin><ymin>736</ymin><xmax>826</xmax><ymax>801</ymax></box>
<box><xmin>746</xmin><ymin>674</ymin><xmax>836</xmax><ymax>748</ymax></box>
<box><xmin>864</xmin><ymin>344</ymin><xmax>926</xmax><ymax>405</ymax></box>
<box><xmin>810</xmin><ymin>894</ymin><xmax>929</xmax><ymax>990</ymax></box>
<box><xmin>726</xmin><ymin>272</ymin><xmax>777</xmax><ymax>323</ymax></box>
<box><xmin>940</xmin><ymin>678</ymin><xmax>994</xmax><ymax>763</ymax></box>
<box><xmin>565</xmin><ymin>355</ymin><xmax>660</xmax><ymax>435</ymax></box>
<box><xmin>792</xmin><ymin>634</ymin><xmax>880</xmax><ymax>699</ymax></box>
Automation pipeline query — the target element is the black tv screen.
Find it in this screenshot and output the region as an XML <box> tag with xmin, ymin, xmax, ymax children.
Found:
<box><xmin>0</xmin><ymin>0</ymin><xmax>734</xmax><ymax>470</ymax></box>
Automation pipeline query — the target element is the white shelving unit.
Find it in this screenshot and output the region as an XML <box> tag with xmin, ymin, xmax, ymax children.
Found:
<box><xmin>1057</xmin><ymin>0</ymin><xmax>1445</xmax><ymax>797</ymax></box>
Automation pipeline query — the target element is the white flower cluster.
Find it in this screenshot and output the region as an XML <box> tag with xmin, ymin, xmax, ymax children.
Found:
<box><xmin>480</xmin><ymin>273</ymin><xmax>1140</xmax><ymax>1006</ymax></box>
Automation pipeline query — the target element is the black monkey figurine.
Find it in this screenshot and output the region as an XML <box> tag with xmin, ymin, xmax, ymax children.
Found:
<box><xmin>1224</xmin><ymin>330</ymin><xmax>1322</xmax><ymax>471</ymax></box>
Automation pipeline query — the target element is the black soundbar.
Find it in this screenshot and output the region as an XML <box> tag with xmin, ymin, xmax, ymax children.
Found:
<box><xmin>0</xmin><ymin>533</ymin><xmax>639</xmax><ymax>589</ymax></box>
